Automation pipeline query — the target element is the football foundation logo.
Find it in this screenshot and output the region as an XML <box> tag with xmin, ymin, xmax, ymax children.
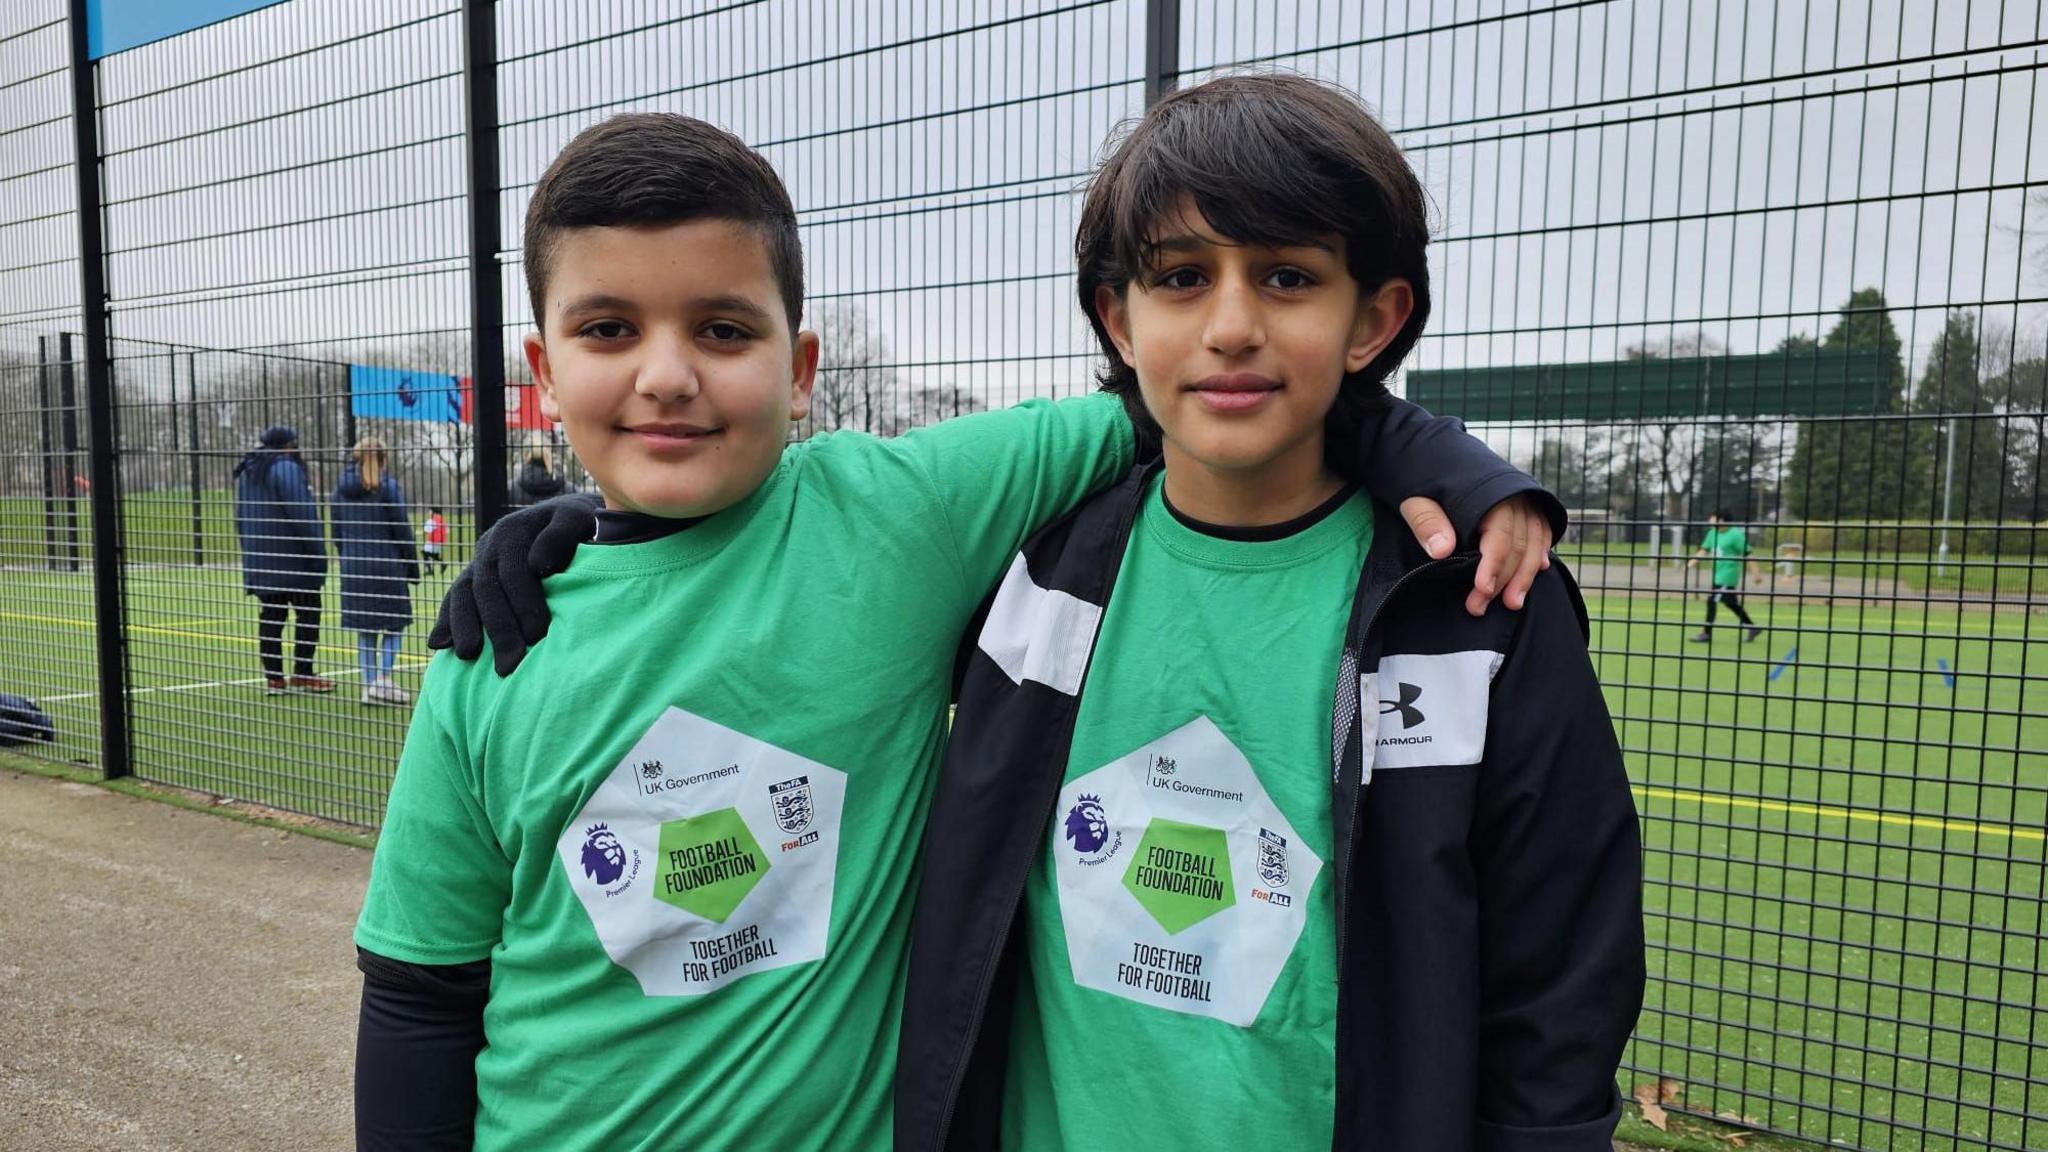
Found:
<box><xmin>1053</xmin><ymin>716</ymin><xmax>1323</xmax><ymax>1026</ymax></box>
<box><xmin>559</xmin><ymin>706</ymin><xmax>848</xmax><ymax>997</ymax></box>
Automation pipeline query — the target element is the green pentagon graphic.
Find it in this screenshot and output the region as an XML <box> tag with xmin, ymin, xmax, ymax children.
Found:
<box><xmin>655</xmin><ymin>807</ymin><xmax>769</xmax><ymax>923</ymax></box>
<box><xmin>1123</xmin><ymin>817</ymin><xmax>1234</xmax><ymax>935</ymax></box>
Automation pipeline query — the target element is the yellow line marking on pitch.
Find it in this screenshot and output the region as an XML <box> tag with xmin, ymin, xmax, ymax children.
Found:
<box><xmin>1634</xmin><ymin>785</ymin><xmax>2045</xmax><ymax>843</ymax></box>
<box><xmin>0</xmin><ymin>608</ymin><xmax>364</xmax><ymax>658</ymax></box>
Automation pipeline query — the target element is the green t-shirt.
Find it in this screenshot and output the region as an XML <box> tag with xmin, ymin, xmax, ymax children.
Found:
<box><xmin>354</xmin><ymin>396</ymin><xmax>1129</xmax><ymax>1152</ymax></box>
<box><xmin>1003</xmin><ymin>476</ymin><xmax>1373</xmax><ymax>1150</ymax></box>
<box><xmin>1702</xmin><ymin>525</ymin><xmax>1748</xmax><ymax>587</ymax></box>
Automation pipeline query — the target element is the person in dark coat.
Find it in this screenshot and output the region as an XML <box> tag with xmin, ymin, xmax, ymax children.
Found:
<box><xmin>332</xmin><ymin>437</ymin><xmax>421</xmax><ymax>706</ymax></box>
<box><xmin>507</xmin><ymin>446</ymin><xmax>571</xmax><ymax>507</ymax></box>
<box><xmin>233</xmin><ymin>424</ymin><xmax>334</xmax><ymax>694</ymax></box>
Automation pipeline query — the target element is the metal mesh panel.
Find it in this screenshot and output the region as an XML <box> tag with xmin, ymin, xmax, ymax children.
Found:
<box><xmin>94</xmin><ymin>3</ymin><xmax>470</xmax><ymax>825</ymax></box>
<box><xmin>496</xmin><ymin>1</ymin><xmax>1148</xmax><ymax>450</ymax></box>
<box><xmin>0</xmin><ymin>4</ymin><xmax>94</xmax><ymax>769</ymax></box>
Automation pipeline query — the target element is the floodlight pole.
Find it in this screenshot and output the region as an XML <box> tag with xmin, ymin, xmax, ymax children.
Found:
<box><xmin>463</xmin><ymin>0</ymin><xmax>508</xmax><ymax>531</ymax></box>
<box><xmin>66</xmin><ymin>0</ymin><xmax>131</xmax><ymax>780</ymax></box>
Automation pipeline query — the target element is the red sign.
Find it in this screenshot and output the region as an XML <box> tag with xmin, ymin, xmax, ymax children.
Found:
<box><xmin>457</xmin><ymin>377</ymin><xmax>554</xmax><ymax>430</ymax></box>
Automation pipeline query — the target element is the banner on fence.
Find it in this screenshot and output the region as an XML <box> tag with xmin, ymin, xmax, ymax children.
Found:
<box><xmin>348</xmin><ymin>365</ymin><xmax>464</xmax><ymax>424</ymax></box>
<box><xmin>460</xmin><ymin>378</ymin><xmax>555</xmax><ymax>431</ymax></box>
<box><xmin>85</xmin><ymin>0</ymin><xmax>289</xmax><ymax>58</ymax></box>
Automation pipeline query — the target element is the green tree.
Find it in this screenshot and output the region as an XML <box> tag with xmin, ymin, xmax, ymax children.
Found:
<box><xmin>1784</xmin><ymin>288</ymin><xmax>1908</xmax><ymax>520</ymax></box>
<box><xmin>1689</xmin><ymin>422</ymin><xmax>1775</xmax><ymax>522</ymax></box>
<box><xmin>1905</xmin><ymin>310</ymin><xmax>2012</xmax><ymax>523</ymax></box>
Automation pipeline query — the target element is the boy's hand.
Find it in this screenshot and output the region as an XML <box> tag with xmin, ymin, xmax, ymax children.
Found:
<box><xmin>427</xmin><ymin>495</ymin><xmax>599</xmax><ymax>675</ymax></box>
<box><xmin>1398</xmin><ymin>494</ymin><xmax>1554</xmax><ymax>617</ymax></box>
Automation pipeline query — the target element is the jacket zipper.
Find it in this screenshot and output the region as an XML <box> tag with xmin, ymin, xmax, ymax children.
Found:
<box><xmin>1332</xmin><ymin>553</ymin><xmax>1472</xmax><ymax>1010</ymax></box>
<box><xmin>929</xmin><ymin>476</ymin><xmax>1151</xmax><ymax>1149</ymax></box>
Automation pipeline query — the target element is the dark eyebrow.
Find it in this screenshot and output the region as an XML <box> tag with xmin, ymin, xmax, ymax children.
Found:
<box><xmin>556</xmin><ymin>292</ymin><xmax>774</xmax><ymax>324</ymax></box>
<box><xmin>1148</xmin><ymin>233</ymin><xmax>1210</xmax><ymax>254</ymax></box>
<box><xmin>696</xmin><ymin>294</ymin><xmax>774</xmax><ymax>324</ymax></box>
<box><xmin>557</xmin><ymin>293</ymin><xmax>638</xmax><ymax>317</ymax></box>
<box><xmin>1146</xmin><ymin>232</ymin><xmax>1339</xmax><ymax>257</ymax></box>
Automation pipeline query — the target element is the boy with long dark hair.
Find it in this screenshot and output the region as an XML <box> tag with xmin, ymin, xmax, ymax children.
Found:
<box><xmin>898</xmin><ymin>75</ymin><xmax>1644</xmax><ymax>1150</ymax></box>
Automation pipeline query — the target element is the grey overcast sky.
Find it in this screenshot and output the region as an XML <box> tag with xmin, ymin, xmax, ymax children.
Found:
<box><xmin>3</xmin><ymin>0</ymin><xmax>2044</xmax><ymax>412</ymax></box>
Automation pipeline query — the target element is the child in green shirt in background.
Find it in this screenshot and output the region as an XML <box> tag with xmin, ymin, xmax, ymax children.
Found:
<box><xmin>1690</xmin><ymin>507</ymin><xmax>1763</xmax><ymax>642</ymax></box>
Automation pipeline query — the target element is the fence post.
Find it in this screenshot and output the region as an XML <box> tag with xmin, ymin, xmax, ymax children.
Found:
<box><xmin>463</xmin><ymin>0</ymin><xmax>508</xmax><ymax>531</ymax></box>
<box><xmin>66</xmin><ymin>0</ymin><xmax>131</xmax><ymax>781</ymax></box>
<box><xmin>341</xmin><ymin>360</ymin><xmax>356</xmax><ymax>451</ymax></box>
<box><xmin>187</xmin><ymin>351</ymin><xmax>203</xmax><ymax>566</ymax></box>
<box><xmin>1143</xmin><ymin>0</ymin><xmax>1181</xmax><ymax>107</ymax></box>
<box><xmin>37</xmin><ymin>335</ymin><xmax>59</xmax><ymax>570</ymax></box>
<box><xmin>57</xmin><ymin>333</ymin><xmax>81</xmax><ymax>572</ymax></box>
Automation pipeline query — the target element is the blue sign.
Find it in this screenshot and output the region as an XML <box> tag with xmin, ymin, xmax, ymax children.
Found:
<box><xmin>86</xmin><ymin>0</ymin><xmax>290</xmax><ymax>60</ymax></box>
<box><xmin>349</xmin><ymin>365</ymin><xmax>463</xmax><ymax>424</ymax></box>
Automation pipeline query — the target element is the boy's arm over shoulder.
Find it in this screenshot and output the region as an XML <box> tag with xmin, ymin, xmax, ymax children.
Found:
<box><xmin>1338</xmin><ymin>394</ymin><xmax>1565</xmax><ymax>547</ymax></box>
<box><xmin>1471</xmin><ymin>564</ymin><xmax>1644</xmax><ymax>1147</ymax></box>
<box><xmin>890</xmin><ymin>392</ymin><xmax>1134</xmax><ymax>596</ymax></box>
<box><xmin>355</xmin><ymin>654</ymin><xmax>512</xmax><ymax>966</ymax></box>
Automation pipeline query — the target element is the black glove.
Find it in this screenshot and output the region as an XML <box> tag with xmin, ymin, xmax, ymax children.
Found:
<box><xmin>428</xmin><ymin>494</ymin><xmax>600</xmax><ymax>676</ymax></box>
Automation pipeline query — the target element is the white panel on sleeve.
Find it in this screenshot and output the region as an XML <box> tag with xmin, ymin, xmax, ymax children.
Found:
<box><xmin>975</xmin><ymin>555</ymin><xmax>1101</xmax><ymax>696</ymax></box>
<box><xmin>1361</xmin><ymin>649</ymin><xmax>1506</xmax><ymax>771</ymax></box>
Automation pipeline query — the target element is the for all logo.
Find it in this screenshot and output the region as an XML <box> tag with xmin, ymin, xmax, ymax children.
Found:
<box><xmin>557</xmin><ymin>706</ymin><xmax>847</xmax><ymax>997</ymax></box>
<box><xmin>1053</xmin><ymin>715</ymin><xmax>1323</xmax><ymax>1027</ymax></box>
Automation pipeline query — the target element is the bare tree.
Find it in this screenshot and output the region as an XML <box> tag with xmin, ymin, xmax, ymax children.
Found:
<box><xmin>797</xmin><ymin>304</ymin><xmax>988</xmax><ymax>437</ymax></box>
<box><xmin>1622</xmin><ymin>330</ymin><xmax>1727</xmax><ymax>519</ymax></box>
<box><xmin>802</xmin><ymin>304</ymin><xmax>897</xmax><ymax>437</ymax></box>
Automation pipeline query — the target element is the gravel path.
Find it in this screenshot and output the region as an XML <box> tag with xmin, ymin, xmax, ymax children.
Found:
<box><xmin>0</xmin><ymin>767</ymin><xmax>366</xmax><ymax>1151</ymax></box>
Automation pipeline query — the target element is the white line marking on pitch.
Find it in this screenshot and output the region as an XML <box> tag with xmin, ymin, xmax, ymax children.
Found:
<box><xmin>39</xmin><ymin>658</ymin><xmax>431</xmax><ymax>704</ymax></box>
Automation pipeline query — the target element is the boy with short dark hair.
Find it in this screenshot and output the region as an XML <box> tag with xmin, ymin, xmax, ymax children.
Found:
<box><xmin>356</xmin><ymin>112</ymin><xmax>1558</xmax><ymax>1150</ymax></box>
<box><xmin>898</xmin><ymin>74</ymin><xmax>1644</xmax><ymax>1150</ymax></box>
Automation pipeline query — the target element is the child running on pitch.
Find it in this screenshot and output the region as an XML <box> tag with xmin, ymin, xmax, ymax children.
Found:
<box><xmin>896</xmin><ymin>74</ymin><xmax>1645</xmax><ymax>1151</ymax></box>
<box><xmin>355</xmin><ymin>112</ymin><xmax>1558</xmax><ymax>1150</ymax></box>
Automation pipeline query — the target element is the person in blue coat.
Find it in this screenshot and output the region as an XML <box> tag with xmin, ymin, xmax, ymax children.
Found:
<box><xmin>332</xmin><ymin>436</ymin><xmax>421</xmax><ymax>706</ymax></box>
<box><xmin>233</xmin><ymin>424</ymin><xmax>334</xmax><ymax>694</ymax></box>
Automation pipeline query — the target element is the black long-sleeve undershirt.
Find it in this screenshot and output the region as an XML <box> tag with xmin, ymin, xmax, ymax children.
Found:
<box><xmin>355</xmin><ymin>948</ymin><xmax>490</xmax><ymax>1151</ymax></box>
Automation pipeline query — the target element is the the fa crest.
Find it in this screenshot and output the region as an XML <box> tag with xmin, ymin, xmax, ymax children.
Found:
<box><xmin>1256</xmin><ymin>827</ymin><xmax>1290</xmax><ymax>889</ymax></box>
<box><xmin>769</xmin><ymin>775</ymin><xmax>813</xmax><ymax>834</ymax></box>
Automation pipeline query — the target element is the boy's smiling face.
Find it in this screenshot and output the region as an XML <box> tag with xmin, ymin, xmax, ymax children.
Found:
<box><xmin>526</xmin><ymin>219</ymin><xmax>818</xmax><ymax>519</ymax></box>
<box><xmin>1095</xmin><ymin>201</ymin><xmax>1412</xmax><ymax>518</ymax></box>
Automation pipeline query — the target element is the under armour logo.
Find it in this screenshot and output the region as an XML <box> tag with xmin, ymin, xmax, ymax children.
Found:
<box><xmin>1378</xmin><ymin>682</ymin><xmax>1425</xmax><ymax>729</ymax></box>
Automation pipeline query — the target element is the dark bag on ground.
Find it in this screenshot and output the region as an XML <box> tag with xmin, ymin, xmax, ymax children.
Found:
<box><xmin>0</xmin><ymin>693</ymin><xmax>55</xmax><ymax>746</ymax></box>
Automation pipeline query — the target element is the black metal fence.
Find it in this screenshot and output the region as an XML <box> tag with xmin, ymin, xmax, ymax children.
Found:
<box><xmin>1</xmin><ymin>1</ymin><xmax>2042</xmax><ymax>1148</ymax></box>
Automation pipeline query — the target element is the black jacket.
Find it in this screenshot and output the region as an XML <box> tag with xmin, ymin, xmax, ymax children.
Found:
<box><xmin>508</xmin><ymin>459</ymin><xmax>569</xmax><ymax>507</ymax></box>
<box><xmin>897</xmin><ymin>461</ymin><xmax>1644</xmax><ymax>1151</ymax></box>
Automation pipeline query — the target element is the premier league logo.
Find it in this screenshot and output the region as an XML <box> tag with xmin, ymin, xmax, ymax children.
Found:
<box><xmin>1064</xmin><ymin>794</ymin><xmax>1110</xmax><ymax>854</ymax></box>
<box><xmin>1257</xmin><ymin>827</ymin><xmax>1290</xmax><ymax>889</ymax></box>
<box><xmin>769</xmin><ymin>775</ymin><xmax>813</xmax><ymax>834</ymax></box>
<box><xmin>396</xmin><ymin>375</ymin><xmax>418</xmax><ymax>408</ymax></box>
<box><xmin>581</xmin><ymin>823</ymin><xmax>627</xmax><ymax>886</ymax></box>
